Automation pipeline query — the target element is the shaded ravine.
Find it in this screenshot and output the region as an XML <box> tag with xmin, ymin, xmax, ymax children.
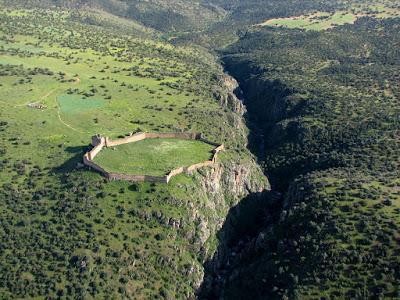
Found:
<box><xmin>198</xmin><ymin>68</ymin><xmax>287</xmax><ymax>299</ymax></box>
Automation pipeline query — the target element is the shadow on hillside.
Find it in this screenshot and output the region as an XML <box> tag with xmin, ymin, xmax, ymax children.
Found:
<box><xmin>198</xmin><ymin>189</ymin><xmax>282</xmax><ymax>299</ymax></box>
<box><xmin>52</xmin><ymin>145</ymin><xmax>89</xmax><ymax>173</ymax></box>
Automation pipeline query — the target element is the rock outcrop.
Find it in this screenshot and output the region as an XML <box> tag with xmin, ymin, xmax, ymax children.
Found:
<box><xmin>183</xmin><ymin>157</ymin><xmax>269</xmax><ymax>290</ymax></box>
<box><xmin>216</xmin><ymin>74</ymin><xmax>246</xmax><ymax>116</ymax></box>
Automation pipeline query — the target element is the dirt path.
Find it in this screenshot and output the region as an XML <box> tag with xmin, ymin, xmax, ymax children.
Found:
<box><xmin>15</xmin><ymin>74</ymin><xmax>79</xmax><ymax>108</ymax></box>
<box><xmin>14</xmin><ymin>88</ymin><xmax>57</xmax><ymax>108</ymax></box>
<box><xmin>56</xmin><ymin>104</ymin><xmax>83</xmax><ymax>133</ymax></box>
<box><xmin>54</xmin><ymin>76</ymin><xmax>84</xmax><ymax>133</ymax></box>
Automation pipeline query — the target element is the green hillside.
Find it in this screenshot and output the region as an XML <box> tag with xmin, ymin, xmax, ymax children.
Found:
<box><xmin>0</xmin><ymin>4</ymin><xmax>266</xmax><ymax>299</ymax></box>
<box><xmin>202</xmin><ymin>16</ymin><xmax>400</xmax><ymax>300</ymax></box>
<box><xmin>1</xmin><ymin>0</ymin><xmax>226</xmax><ymax>32</ymax></box>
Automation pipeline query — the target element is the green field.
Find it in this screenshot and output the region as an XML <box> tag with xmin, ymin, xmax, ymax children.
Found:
<box><xmin>259</xmin><ymin>3</ymin><xmax>400</xmax><ymax>30</ymax></box>
<box><xmin>261</xmin><ymin>11</ymin><xmax>357</xmax><ymax>30</ymax></box>
<box><xmin>93</xmin><ymin>138</ymin><xmax>215</xmax><ymax>176</ymax></box>
<box><xmin>58</xmin><ymin>95</ymin><xmax>107</xmax><ymax>114</ymax></box>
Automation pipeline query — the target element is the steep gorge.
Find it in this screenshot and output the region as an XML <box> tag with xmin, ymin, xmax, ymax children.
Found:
<box><xmin>199</xmin><ymin>19</ymin><xmax>400</xmax><ymax>299</ymax></box>
<box><xmin>198</xmin><ymin>65</ymin><xmax>287</xmax><ymax>299</ymax></box>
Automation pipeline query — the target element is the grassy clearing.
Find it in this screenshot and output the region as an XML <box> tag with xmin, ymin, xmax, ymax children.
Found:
<box><xmin>93</xmin><ymin>138</ymin><xmax>215</xmax><ymax>176</ymax></box>
<box><xmin>260</xmin><ymin>11</ymin><xmax>357</xmax><ymax>30</ymax></box>
<box><xmin>58</xmin><ymin>94</ymin><xmax>107</xmax><ymax>114</ymax></box>
<box><xmin>259</xmin><ymin>2</ymin><xmax>400</xmax><ymax>31</ymax></box>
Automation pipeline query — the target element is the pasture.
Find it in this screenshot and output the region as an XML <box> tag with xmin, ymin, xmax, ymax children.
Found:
<box><xmin>259</xmin><ymin>2</ymin><xmax>400</xmax><ymax>31</ymax></box>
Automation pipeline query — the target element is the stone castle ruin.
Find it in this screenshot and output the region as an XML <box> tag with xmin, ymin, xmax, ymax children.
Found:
<box><xmin>83</xmin><ymin>132</ymin><xmax>224</xmax><ymax>184</ymax></box>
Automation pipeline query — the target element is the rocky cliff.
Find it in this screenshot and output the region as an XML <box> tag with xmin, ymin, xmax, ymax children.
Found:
<box><xmin>180</xmin><ymin>73</ymin><xmax>270</xmax><ymax>292</ymax></box>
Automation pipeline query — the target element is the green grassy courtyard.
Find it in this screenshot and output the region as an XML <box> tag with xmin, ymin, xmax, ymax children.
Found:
<box><xmin>93</xmin><ymin>138</ymin><xmax>216</xmax><ymax>176</ymax></box>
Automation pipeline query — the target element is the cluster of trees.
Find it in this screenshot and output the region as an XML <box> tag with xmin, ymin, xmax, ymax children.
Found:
<box><xmin>224</xmin><ymin>17</ymin><xmax>399</xmax><ymax>190</ymax></box>
<box><xmin>0</xmin><ymin>64</ymin><xmax>53</xmax><ymax>77</ymax></box>
<box><xmin>206</xmin><ymin>169</ymin><xmax>400</xmax><ymax>299</ymax></box>
<box><xmin>0</xmin><ymin>154</ymin><xmax>205</xmax><ymax>298</ymax></box>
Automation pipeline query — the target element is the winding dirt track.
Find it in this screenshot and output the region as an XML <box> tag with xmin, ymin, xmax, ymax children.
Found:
<box><xmin>56</xmin><ymin>101</ymin><xmax>83</xmax><ymax>133</ymax></box>
<box><xmin>55</xmin><ymin>76</ymin><xmax>83</xmax><ymax>133</ymax></box>
<box><xmin>14</xmin><ymin>88</ymin><xmax>57</xmax><ymax>108</ymax></box>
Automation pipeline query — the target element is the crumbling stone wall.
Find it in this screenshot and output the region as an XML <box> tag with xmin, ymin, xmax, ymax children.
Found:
<box><xmin>104</xmin><ymin>132</ymin><xmax>201</xmax><ymax>148</ymax></box>
<box><xmin>87</xmin><ymin>137</ymin><xmax>105</xmax><ymax>160</ymax></box>
<box><xmin>83</xmin><ymin>132</ymin><xmax>224</xmax><ymax>184</ymax></box>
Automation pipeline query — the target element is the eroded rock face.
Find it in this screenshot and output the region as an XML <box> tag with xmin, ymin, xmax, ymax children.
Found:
<box><xmin>169</xmin><ymin>72</ymin><xmax>270</xmax><ymax>294</ymax></box>
<box><xmin>215</xmin><ymin>74</ymin><xmax>247</xmax><ymax>116</ymax></box>
<box><xmin>201</xmin><ymin>160</ymin><xmax>267</xmax><ymax>198</ymax></box>
<box><xmin>184</xmin><ymin>158</ymin><xmax>269</xmax><ymax>290</ymax></box>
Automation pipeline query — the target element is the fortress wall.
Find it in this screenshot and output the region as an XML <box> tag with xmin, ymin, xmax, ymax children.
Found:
<box><xmin>166</xmin><ymin>167</ymin><xmax>185</xmax><ymax>183</ymax></box>
<box><xmin>186</xmin><ymin>160</ymin><xmax>214</xmax><ymax>172</ymax></box>
<box><xmin>108</xmin><ymin>172</ymin><xmax>167</xmax><ymax>183</ymax></box>
<box><xmin>144</xmin><ymin>132</ymin><xmax>198</xmax><ymax>140</ymax></box>
<box><xmin>168</xmin><ymin>167</ymin><xmax>185</xmax><ymax>177</ymax></box>
<box><xmin>210</xmin><ymin>145</ymin><xmax>224</xmax><ymax>162</ymax></box>
<box><xmin>83</xmin><ymin>153</ymin><xmax>109</xmax><ymax>175</ymax></box>
<box><xmin>105</xmin><ymin>132</ymin><xmax>216</xmax><ymax>149</ymax></box>
<box><xmin>88</xmin><ymin>138</ymin><xmax>105</xmax><ymax>160</ymax></box>
<box><xmin>105</xmin><ymin>132</ymin><xmax>199</xmax><ymax>147</ymax></box>
<box><xmin>106</xmin><ymin>132</ymin><xmax>147</xmax><ymax>147</ymax></box>
<box><xmin>91</xmin><ymin>135</ymin><xmax>103</xmax><ymax>147</ymax></box>
<box><xmin>210</xmin><ymin>150</ymin><xmax>219</xmax><ymax>163</ymax></box>
<box><xmin>83</xmin><ymin>132</ymin><xmax>224</xmax><ymax>184</ymax></box>
<box><xmin>214</xmin><ymin>145</ymin><xmax>225</xmax><ymax>153</ymax></box>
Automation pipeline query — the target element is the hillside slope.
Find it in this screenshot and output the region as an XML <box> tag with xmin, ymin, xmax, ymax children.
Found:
<box><xmin>1</xmin><ymin>0</ymin><xmax>226</xmax><ymax>32</ymax></box>
<box><xmin>201</xmin><ymin>17</ymin><xmax>400</xmax><ymax>299</ymax></box>
<box><xmin>0</xmin><ymin>4</ymin><xmax>267</xmax><ymax>299</ymax></box>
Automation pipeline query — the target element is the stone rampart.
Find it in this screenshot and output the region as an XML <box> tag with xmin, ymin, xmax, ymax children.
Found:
<box><xmin>105</xmin><ymin>132</ymin><xmax>147</xmax><ymax>147</ymax></box>
<box><xmin>108</xmin><ymin>173</ymin><xmax>168</xmax><ymax>183</ymax></box>
<box><xmin>105</xmin><ymin>132</ymin><xmax>200</xmax><ymax>147</ymax></box>
<box><xmin>186</xmin><ymin>160</ymin><xmax>214</xmax><ymax>172</ymax></box>
<box><xmin>166</xmin><ymin>167</ymin><xmax>185</xmax><ymax>183</ymax></box>
<box><xmin>82</xmin><ymin>132</ymin><xmax>223</xmax><ymax>184</ymax></box>
<box><xmin>87</xmin><ymin>137</ymin><xmax>105</xmax><ymax>160</ymax></box>
<box><xmin>214</xmin><ymin>144</ymin><xmax>225</xmax><ymax>153</ymax></box>
<box><xmin>83</xmin><ymin>153</ymin><xmax>108</xmax><ymax>174</ymax></box>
